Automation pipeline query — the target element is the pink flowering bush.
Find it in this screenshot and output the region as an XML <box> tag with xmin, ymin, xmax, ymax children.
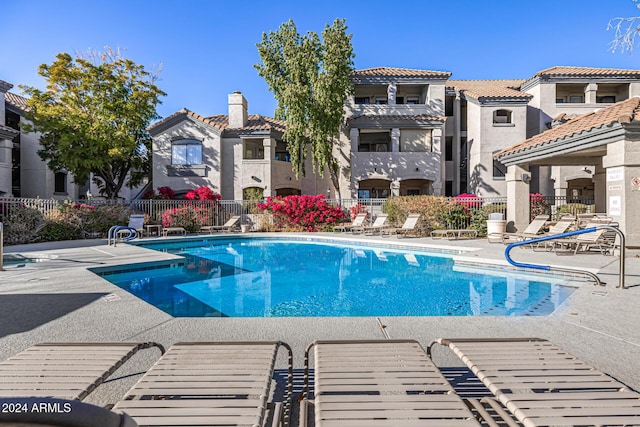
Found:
<box><xmin>530</xmin><ymin>193</ymin><xmax>550</xmax><ymax>219</ymax></box>
<box><xmin>257</xmin><ymin>195</ymin><xmax>345</xmax><ymax>232</ymax></box>
<box><xmin>349</xmin><ymin>203</ymin><xmax>369</xmax><ymax>220</ymax></box>
<box><xmin>453</xmin><ymin>193</ymin><xmax>481</xmax><ymax>212</ymax></box>
<box><xmin>184</xmin><ymin>186</ymin><xmax>221</xmax><ymax>201</ymax></box>
<box><xmin>142</xmin><ymin>186</ymin><xmax>176</xmax><ymax>200</ymax></box>
<box><xmin>161</xmin><ymin>206</ymin><xmax>205</xmax><ymax>232</ymax></box>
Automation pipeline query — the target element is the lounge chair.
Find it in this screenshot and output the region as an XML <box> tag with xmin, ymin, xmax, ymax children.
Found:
<box><xmin>493</xmin><ymin>214</ymin><xmax>548</xmax><ymax>244</ymax></box>
<box><xmin>532</xmin><ymin>215</ymin><xmax>575</xmax><ymax>251</ymax></box>
<box><xmin>162</xmin><ymin>227</ymin><xmax>187</xmax><ymax>237</ymax></box>
<box><xmin>555</xmin><ymin>221</ymin><xmax>615</xmax><ymax>255</ymax></box>
<box><xmin>353</xmin><ymin>213</ymin><xmax>388</xmax><ymax>235</ymax></box>
<box><xmin>300</xmin><ymin>340</ymin><xmax>482</xmax><ymax>427</ymax></box>
<box><xmin>201</xmin><ymin>215</ymin><xmax>241</xmax><ymax>233</ymax></box>
<box><xmin>429</xmin><ymin>338</ymin><xmax>640</xmax><ymax>427</ymax></box>
<box><xmin>0</xmin><ymin>342</ymin><xmax>164</xmax><ymax>400</ymax></box>
<box><xmin>333</xmin><ymin>212</ymin><xmax>367</xmax><ymax>233</ymax></box>
<box><xmin>380</xmin><ymin>213</ymin><xmax>423</xmax><ymax>238</ymax></box>
<box><xmin>112</xmin><ymin>341</ymin><xmax>293</xmax><ymax>427</ymax></box>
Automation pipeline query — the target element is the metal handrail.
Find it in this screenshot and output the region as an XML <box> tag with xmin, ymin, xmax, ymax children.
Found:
<box><xmin>505</xmin><ymin>225</ymin><xmax>626</xmax><ymax>289</ymax></box>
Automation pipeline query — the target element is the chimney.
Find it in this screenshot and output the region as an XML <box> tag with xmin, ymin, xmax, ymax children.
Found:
<box><xmin>228</xmin><ymin>91</ymin><xmax>248</xmax><ymax>128</ymax></box>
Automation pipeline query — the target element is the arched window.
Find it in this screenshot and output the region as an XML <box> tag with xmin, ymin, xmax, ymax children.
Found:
<box><xmin>493</xmin><ymin>109</ymin><xmax>512</xmax><ymax>125</ymax></box>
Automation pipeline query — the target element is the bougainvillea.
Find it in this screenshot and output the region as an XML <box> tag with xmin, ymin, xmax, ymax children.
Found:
<box><xmin>530</xmin><ymin>193</ymin><xmax>550</xmax><ymax>219</ymax></box>
<box><xmin>349</xmin><ymin>203</ymin><xmax>369</xmax><ymax>220</ymax></box>
<box><xmin>257</xmin><ymin>194</ymin><xmax>345</xmax><ymax>231</ymax></box>
<box><xmin>453</xmin><ymin>193</ymin><xmax>481</xmax><ymax>212</ymax></box>
<box><xmin>142</xmin><ymin>186</ymin><xmax>176</xmax><ymax>200</ymax></box>
<box><xmin>161</xmin><ymin>206</ymin><xmax>207</xmax><ymax>232</ymax></box>
<box><xmin>184</xmin><ymin>186</ymin><xmax>221</xmax><ymax>201</ymax></box>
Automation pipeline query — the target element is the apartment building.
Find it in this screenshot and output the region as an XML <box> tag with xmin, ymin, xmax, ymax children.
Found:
<box><xmin>150</xmin><ymin>92</ymin><xmax>331</xmax><ymax>200</ymax></box>
<box><xmin>0</xmin><ymin>79</ymin><xmax>83</xmax><ymax>198</ymax></box>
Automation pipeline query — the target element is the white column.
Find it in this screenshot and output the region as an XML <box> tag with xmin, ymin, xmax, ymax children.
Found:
<box><xmin>453</xmin><ymin>94</ymin><xmax>461</xmax><ymax>194</ymax></box>
<box><xmin>349</xmin><ymin>128</ymin><xmax>359</xmax><ymax>153</ymax></box>
<box><xmin>593</xmin><ymin>164</ymin><xmax>606</xmax><ymax>213</ymax></box>
<box><xmin>390</xmin><ymin>128</ymin><xmax>400</xmax><ymax>152</ymax></box>
<box><xmin>506</xmin><ymin>164</ymin><xmax>531</xmax><ymax>232</ymax></box>
<box><xmin>387</xmin><ymin>83</ymin><xmax>397</xmax><ymax>105</ymax></box>
<box><xmin>585</xmin><ymin>83</ymin><xmax>598</xmax><ymax>104</ymax></box>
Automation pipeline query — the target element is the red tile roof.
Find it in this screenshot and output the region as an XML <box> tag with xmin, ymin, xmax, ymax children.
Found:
<box><xmin>5</xmin><ymin>92</ymin><xmax>29</xmax><ymax>111</ymax></box>
<box><xmin>447</xmin><ymin>80</ymin><xmax>531</xmax><ymax>101</ymax></box>
<box><xmin>351</xmin><ymin>67</ymin><xmax>451</xmax><ymax>79</ymax></box>
<box><xmin>496</xmin><ymin>97</ymin><xmax>640</xmax><ymax>158</ymax></box>
<box><xmin>535</xmin><ymin>66</ymin><xmax>640</xmax><ymax>78</ymax></box>
<box><xmin>148</xmin><ymin>109</ymin><xmax>286</xmax><ymax>133</ymax></box>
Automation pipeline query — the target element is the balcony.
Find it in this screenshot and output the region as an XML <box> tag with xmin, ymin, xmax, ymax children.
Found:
<box><xmin>345</xmin><ymin>102</ymin><xmax>443</xmax><ymax>118</ymax></box>
<box><xmin>351</xmin><ymin>151</ymin><xmax>440</xmax><ymax>182</ymax></box>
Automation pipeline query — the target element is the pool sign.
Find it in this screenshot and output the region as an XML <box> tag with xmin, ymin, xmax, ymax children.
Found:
<box><xmin>607</xmin><ymin>167</ymin><xmax>623</xmax><ymax>182</ymax></box>
<box><xmin>609</xmin><ymin>196</ymin><xmax>621</xmax><ymax>216</ymax></box>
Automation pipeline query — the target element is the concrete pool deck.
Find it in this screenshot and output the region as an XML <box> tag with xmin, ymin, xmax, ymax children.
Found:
<box><xmin>1</xmin><ymin>233</ymin><xmax>640</xmax><ymax>417</ymax></box>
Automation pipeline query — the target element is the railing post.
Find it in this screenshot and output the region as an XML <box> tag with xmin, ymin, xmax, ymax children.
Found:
<box><xmin>0</xmin><ymin>222</ymin><xmax>4</xmax><ymax>272</ymax></box>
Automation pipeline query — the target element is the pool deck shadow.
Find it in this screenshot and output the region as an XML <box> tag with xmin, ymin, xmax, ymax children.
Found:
<box><xmin>1</xmin><ymin>232</ymin><xmax>640</xmax><ymax>414</ymax></box>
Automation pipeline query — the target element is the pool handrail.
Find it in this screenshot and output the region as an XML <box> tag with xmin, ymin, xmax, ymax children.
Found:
<box><xmin>505</xmin><ymin>225</ymin><xmax>626</xmax><ymax>289</ymax></box>
<box><xmin>107</xmin><ymin>225</ymin><xmax>138</xmax><ymax>246</ymax></box>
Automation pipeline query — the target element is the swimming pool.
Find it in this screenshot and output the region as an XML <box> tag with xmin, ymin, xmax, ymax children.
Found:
<box><xmin>95</xmin><ymin>237</ymin><xmax>576</xmax><ymax>317</ymax></box>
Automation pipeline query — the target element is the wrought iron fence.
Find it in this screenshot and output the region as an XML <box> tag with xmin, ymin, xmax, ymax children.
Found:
<box><xmin>534</xmin><ymin>196</ymin><xmax>595</xmax><ymax>220</ymax></box>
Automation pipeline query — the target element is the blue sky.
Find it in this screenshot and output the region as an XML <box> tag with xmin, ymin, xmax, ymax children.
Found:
<box><xmin>2</xmin><ymin>0</ymin><xmax>640</xmax><ymax>119</ymax></box>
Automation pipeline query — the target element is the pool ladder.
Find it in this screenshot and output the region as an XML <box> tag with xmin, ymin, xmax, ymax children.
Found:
<box><xmin>504</xmin><ymin>225</ymin><xmax>626</xmax><ymax>289</ymax></box>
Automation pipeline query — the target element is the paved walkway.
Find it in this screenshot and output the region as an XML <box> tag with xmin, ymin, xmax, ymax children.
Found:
<box><xmin>1</xmin><ymin>233</ymin><xmax>639</xmax><ymax>413</ymax></box>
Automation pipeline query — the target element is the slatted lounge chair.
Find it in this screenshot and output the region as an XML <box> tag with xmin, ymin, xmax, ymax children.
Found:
<box><xmin>112</xmin><ymin>341</ymin><xmax>293</xmax><ymax>427</ymax></box>
<box><xmin>0</xmin><ymin>397</ymin><xmax>140</xmax><ymax>426</ymax></box>
<box><xmin>380</xmin><ymin>213</ymin><xmax>422</xmax><ymax>238</ymax></box>
<box><xmin>162</xmin><ymin>227</ymin><xmax>187</xmax><ymax>237</ymax></box>
<box><xmin>353</xmin><ymin>213</ymin><xmax>388</xmax><ymax>235</ymax></box>
<box><xmin>429</xmin><ymin>338</ymin><xmax>640</xmax><ymax>427</ymax></box>
<box><xmin>554</xmin><ymin>220</ymin><xmax>614</xmax><ymax>255</ymax></box>
<box><xmin>493</xmin><ymin>215</ymin><xmax>548</xmax><ymax>244</ymax></box>
<box><xmin>201</xmin><ymin>215</ymin><xmax>241</xmax><ymax>233</ymax></box>
<box><xmin>300</xmin><ymin>340</ymin><xmax>482</xmax><ymax>427</ymax></box>
<box><xmin>532</xmin><ymin>215</ymin><xmax>575</xmax><ymax>251</ymax></box>
<box><xmin>0</xmin><ymin>342</ymin><xmax>165</xmax><ymax>401</ymax></box>
<box><xmin>333</xmin><ymin>213</ymin><xmax>367</xmax><ymax>233</ymax></box>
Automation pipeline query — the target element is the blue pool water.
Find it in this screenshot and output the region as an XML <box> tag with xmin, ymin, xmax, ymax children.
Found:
<box><xmin>95</xmin><ymin>238</ymin><xmax>576</xmax><ymax>317</ymax></box>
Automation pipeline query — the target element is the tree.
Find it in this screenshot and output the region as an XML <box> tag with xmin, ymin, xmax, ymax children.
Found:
<box><xmin>21</xmin><ymin>47</ymin><xmax>165</xmax><ymax>199</ymax></box>
<box><xmin>608</xmin><ymin>0</ymin><xmax>640</xmax><ymax>53</ymax></box>
<box><xmin>255</xmin><ymin>19</ymin><xmax>355</xmax><ymax>197</ymax></box>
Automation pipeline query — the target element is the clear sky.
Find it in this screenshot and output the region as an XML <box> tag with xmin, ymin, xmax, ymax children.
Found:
<box><xmin>3</xmin><ymin>0</ymin><xmax>640</xmax><ymax>120</ymax></box>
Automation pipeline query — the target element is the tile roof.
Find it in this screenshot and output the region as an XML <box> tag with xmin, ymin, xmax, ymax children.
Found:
<box><xmin>148</xmin><ymin>109</ymin><xmax>286</xmax><ymax>133</ymax></box>
<box><xmin>5</xmin><ymin>92</ymin><xmax>29</xmax><ymax>111</ymax></box>
<box><xmin>496</xmin><ymin>97</ymin><xmax>640</xmax><ymax>158</ymax></box>
<box><xmin>447</xmin><ymin>80</ymin><xmax>531</xmax><ymax>101</ymax></box>
<box><xmin>351</xmin><ymin>67</ymin><xmax>451</xmax><ymax>79</ymax></box>
<box><xmin>535</xmin><ymin>66</ymin><xmax>640</xmax><ymax>78</ymax></box>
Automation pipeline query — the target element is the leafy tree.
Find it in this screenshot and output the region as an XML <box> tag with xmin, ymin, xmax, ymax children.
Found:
<box><xmin>255</xmin><ymin>19</ymin><xmax>355</xmax><ymax>197</ymax></box>
<box><xmin>608</xmin><ymin>0</ymin><xmax>640</xmax><ymax>53</ymax></box>
<box><xmin>21</xmin><ymin>48</ymin><xmax>165</xmax><ymax>199</ymax></box>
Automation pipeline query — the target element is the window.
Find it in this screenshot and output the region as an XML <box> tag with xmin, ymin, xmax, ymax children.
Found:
<box><xmin>357</xmin><ymin>189</ymin><xmax>370</xmax><ymax>199</ymax></box>
<box><xmin>396</xmin><ymin>96</ymin><xmax>405</xmax><ymax>104</ymax></box>
<box><xmin>375</xmin><ymin>97</ymin><xmax>388</xmax><ymax>105</ymax></box>
<box><xmin>445</xmin><ymin>181</ymin><xmax>453</xmax><ymax>197</ymax></box>
<box><xmin>445</xmin><ymin>137</ymin><xmax>453</xmax><ymax>161</ymax></box>
<box><xmin>556</xmin><ymin>97</ymin><xmax>566</xmax><ymax>104</ymax></box>
<box><xmin>354</xmin><ymin>97</ymin><xmax>370</xmax><ymax>104</ymax></box>
<box><xmin>596</xmin><ymin>95</ymin><xmax>616</xmax><ymax>103</ymax></box>
<box><xmin>493</xmin><ymin>109</ymin><xmax>512</xmax><ymax>124</ymax></box>
<box><xmin>492</xmin><ymin>150</ymin><xmax>506</xmax><ymax>179</ymax></box>
<box><xmin>445</xmin><ymin>96</ymin><xmax>454</xmax><ymax>116</ymax></box>
<box><xmin>243</xmin><ymin>140</ymin><xmax>265</xmax><ymax>160</ymax></box>
<box><xmin>406</xmin><ymin>189</ymin><xmax>420</xmax><ymax>196</ymax></box>
<box><xmin>406</xmin><ymin>96</ymin><xmax>420</xmax><ymax>105</ymax></box>
<box><xmin>171</xmin><ymin>139</ymin><xmax>202</xmax><ymax>165</ymax></box>
<box><xmin>569</xmin><ymin>95</ymin><xmax>584</xmax><ymax>103</ymax></box>
<box><xmin>54</xmin><ymin>171</ymin><xmax>67</xmax><ymax>194</ymax></box>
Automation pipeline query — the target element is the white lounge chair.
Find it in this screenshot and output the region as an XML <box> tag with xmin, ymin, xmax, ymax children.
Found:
<box><xmin>430</xmin><ymin>338</ymin><xmax>640</xmax><ymax>427</ymax></box>
<box><xmin>494</xmin><ymin>214</ymin><xmax>549</xmax><ymax>244</ymax></box>
<box><xmin>300</xmin><ymin>340</ymin><xmax>482</xmax><ymax>427</ymax></box>
<box><xmin>380</xmin><ymin>213</ymin><xmax>423</xmax><ymax>238</ymax></box>
<box><xmin>333</xmin><ymin>212</ymin><xmax>367</xmax><ymax>233</ymax></box>
<box><xmin>353</xmin><ymin>213</ymin><xmax>388</xmax><ymax>235</ymax></box>
<box><xmin>201</xmin><ymin>215</ymin><xmax>241</xmax><ymax>233</ymax></box>
<box><xmin>113</xmin><ymin>341</ymin><xmax>293</xmax><ymax>427</ymax></box>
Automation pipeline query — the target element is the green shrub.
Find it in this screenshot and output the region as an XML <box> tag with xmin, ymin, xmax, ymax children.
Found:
<box><xmin>554</xmin><ymin>203</ymin><xmax>588</xmax><ymax>220</ymax></box>
<box><xmin>1</xmin><ymin>205</ymin><xmax>44</xmax><ymax>245</ymax></box>
<box><xmin>383</xmin><ymin>195</ymin><xmax>465</xmax><ymax>233</ymax></box>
